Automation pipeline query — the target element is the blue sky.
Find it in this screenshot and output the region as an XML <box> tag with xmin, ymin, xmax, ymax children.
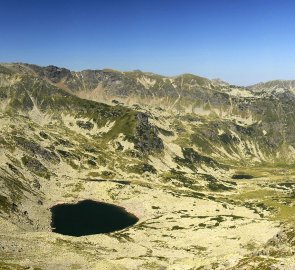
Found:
<box><xmin>0</xmin><ymin>0</ymin><xmax>295</xmax><ymax>85</ymax></box>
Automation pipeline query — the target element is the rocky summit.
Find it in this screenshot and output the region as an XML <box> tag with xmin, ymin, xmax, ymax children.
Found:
<box><xmin>0</xmin><ymin>63</ymin><xmax>295</xmax><ymax>270</ymax></box>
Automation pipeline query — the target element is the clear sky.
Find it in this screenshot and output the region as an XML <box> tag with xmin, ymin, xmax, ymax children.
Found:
<box><xmin>1</xmin><ymin>0</ymin><xmax>295</xmax><ymax>85</ymax></box>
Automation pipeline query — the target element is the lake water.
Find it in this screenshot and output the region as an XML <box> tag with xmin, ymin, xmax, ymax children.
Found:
<box><xmin>51</xmin><ymin>199</ymin><xmax>139</xmax><ymax>237</ymax></box>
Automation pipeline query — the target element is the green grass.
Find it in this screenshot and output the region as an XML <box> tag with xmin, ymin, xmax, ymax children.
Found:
<box><xmin>234</xmin><ymin>184</ymin><xmax>295</xmax><ymax>223</ymax></box>
<box><xmin>105</xmin><ymin>111</ymin><xmax>137</xmax><ymax>140</ymax></box>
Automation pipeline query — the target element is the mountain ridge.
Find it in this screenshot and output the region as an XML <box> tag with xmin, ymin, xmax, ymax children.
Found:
<box><xmin>2</xmin><ymin>62</ymin><xmax>295</xmax><ymax>165</ymax></box>
<box><xmin>3</xmin><ymin>62</ymin><xmax>295</xmax><ymax>88</ymax></box>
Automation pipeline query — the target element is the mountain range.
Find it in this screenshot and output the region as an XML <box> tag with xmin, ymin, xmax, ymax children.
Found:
<box><xmin>0</xmin><ymin>63</ymin><xmax>295</xmax><ymax>270</ymax></box>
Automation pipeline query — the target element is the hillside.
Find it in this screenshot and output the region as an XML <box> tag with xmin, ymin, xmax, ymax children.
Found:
<box><xmin>250</xmin><ymin>80</ymin><xmax>295</xmax><ymax>95</ymax></box>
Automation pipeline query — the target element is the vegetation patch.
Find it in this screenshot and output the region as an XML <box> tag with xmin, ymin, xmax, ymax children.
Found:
<box><xmin>232</xmin><ymin>174</ymin><xmax>254</xmax><ymax>179</ymax></box>
<box><xmin>76</xmin><ymin>120</ymin><xmax>94</xmax><ymax>130</ymax></box>
<box><xmin>0</xmin><ymin>261</ymin><xmax>42</xmax><ymax>270</ymax></box>
<box><xmin>14</xmin><ymin>136</ymin><xmax>60</xmax><ymax>164</ymax></box>
<box><xmin>129</xmin><ymin>163</ymin><xmax>157</xmax><ymax>174</ymax></box>
<box><xmin>208</xmin><ymin>181</ymin><xmax>233</xmax><ymax>191</ymax></box>
<box><xmin>0</xmin><ymin>194</ymin><xmax>10</xmax><ymax>214</ymax></box>
<box><xmin>175</xmin><ymin>147</ymin><xmax>219</xmax><ymax>171</ymax></box>
<box><xmin>21</xmin><ymin>155</ymin><xmax>50</xmax><ymax>179</ymax></box>
<box><xmin>158</xmin><ymin>127</ymin><xmax>174</xmax><ymax>137</ymax></box>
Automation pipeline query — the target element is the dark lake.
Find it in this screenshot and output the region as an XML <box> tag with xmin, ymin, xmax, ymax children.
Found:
<box><xmin>50</xmin><ymin>200</ymin><xmax>139</xmax><ymax>237</ymax></box>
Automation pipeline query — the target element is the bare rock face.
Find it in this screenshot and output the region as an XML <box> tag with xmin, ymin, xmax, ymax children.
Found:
<box><xmin>27</xmin><ymin>64</ymin><xmax>72</xmax><ymax>84</ymax></box>
<box><xmin>135</xmin><ymin>112</ymin><xmax>164</xmax><ymax>153</ymax></box>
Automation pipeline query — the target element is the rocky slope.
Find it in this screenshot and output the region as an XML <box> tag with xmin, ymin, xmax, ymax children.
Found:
<box><xmin>250</xmin><ymin>80</ymin><xmax>295</xmax><ymax>95</ymax></box>
<box><xmin>0</xmin><ymin>63</ymin><xmax>294</xmax><ymax>270</ymax></box>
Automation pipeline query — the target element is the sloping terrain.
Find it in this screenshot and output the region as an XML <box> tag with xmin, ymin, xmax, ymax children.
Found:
<box><xmin>0</xmin><ymin>63</ymin><xmax>294</xmax><ymax>270</ymax></box>
<box><xmin>250</xmin><ymin>80</ymin><xmax>295</xmax><ymax>95</ymax></box>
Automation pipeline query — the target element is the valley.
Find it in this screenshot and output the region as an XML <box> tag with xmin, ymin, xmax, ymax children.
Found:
<box><xmin>0</xmin><ymin>63</ymin><xmax>294</xmax><ymax>270</ymax></box>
